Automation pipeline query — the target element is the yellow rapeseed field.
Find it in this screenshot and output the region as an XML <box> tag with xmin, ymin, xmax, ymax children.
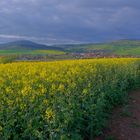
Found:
<box><xmin>0</xmin><ymin>58</ymin><xmax>140</xmax><ymax>140</ymax></box>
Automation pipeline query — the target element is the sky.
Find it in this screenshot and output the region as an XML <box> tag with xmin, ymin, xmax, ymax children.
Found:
<box><xmin>0</xmin><ymin>0</ymin><xmax>140</xmax><ymax>44</ymax></box>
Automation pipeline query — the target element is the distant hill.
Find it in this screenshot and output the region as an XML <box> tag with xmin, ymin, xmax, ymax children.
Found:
<box><xmin>0</xmin><ymin>40</ymin><xmax>65</xmax><ymax>55</ymax></box>
<box><xmin>0</xmin><ymin>39</ymin><xmax>139</xmax><ymax>56</ymax></box>
<box><xmin>0</xmin><ymin>40</ymin><xmax>63</xmax><ymax>51</ymax></box>
<box><xmin>61</xmin><ymin>39</ymin><xmax>140</xmax><ymax>56</ymax></box>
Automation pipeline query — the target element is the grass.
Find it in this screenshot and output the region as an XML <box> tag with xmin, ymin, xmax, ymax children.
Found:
<box><xmin>115</xmin><ymin>47</ymin><xmax>140</xmax><ymax>55</ymax></box>
<box><xmin>0</xmin><ymin>49</ymin><xmax>65</xmax><ymax>55</ymax></box>
<box><xmin>32</xmin><ymin>50</ymin><xmax>65</xmax><ymax>55</ymax></box>
<box><xmin>120</xmin><ymin>105</ymin><xmax>132</xmax><ymax>117</ymax></box>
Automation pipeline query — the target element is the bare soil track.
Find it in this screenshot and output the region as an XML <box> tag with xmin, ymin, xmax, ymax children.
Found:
<box><xmin>95</xmin><ymin>89</ymin><xmax>140</xmax><ymax>140</ymax></box>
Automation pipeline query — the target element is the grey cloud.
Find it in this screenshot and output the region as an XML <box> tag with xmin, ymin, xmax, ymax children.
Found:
<box><xmin>0</xmin><ymin>0</ymin><xmax>140</xmax><ymax>44</ymax></box>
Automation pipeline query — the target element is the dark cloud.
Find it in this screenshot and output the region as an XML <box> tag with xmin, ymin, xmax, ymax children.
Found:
<box><xmin>0</xmin><ymin>0</ymin><xmax>140</xmax><ymax>44</ymax></box>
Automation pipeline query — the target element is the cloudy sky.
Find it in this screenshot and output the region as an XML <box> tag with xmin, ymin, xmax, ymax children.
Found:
<box><xmin>0</xmin><ymin>0</ymin><xmax>140</xmax><ymax>44</ymax></box>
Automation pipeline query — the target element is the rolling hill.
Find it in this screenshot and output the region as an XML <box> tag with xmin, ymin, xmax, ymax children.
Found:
<box><xmin>0</xmin><ymin>40</ymin><xmax>64</xmax><ymax>50</ymax></box>
<box><xmin>0</xmin><ymin>39</ymin><xmax>140</xmax><ymax>56</ymax></box>
<box><xmin>61</xmin><ymin>39</ymin><xmax>140</xmax><ymax>56</ymax></box>
<box><xmin>0</xmin><ymin>40</ymin><xmax>65</xmax><ymax>55</ymax></box>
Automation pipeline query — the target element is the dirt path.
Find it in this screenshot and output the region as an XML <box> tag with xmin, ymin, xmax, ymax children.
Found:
<box><xmin>95</xmin><ymin>89</ymin><xmax>140</xmax><ymax>140</ymax></box>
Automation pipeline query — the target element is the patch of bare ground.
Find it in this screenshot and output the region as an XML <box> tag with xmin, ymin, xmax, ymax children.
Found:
<box><xmin>95</xmin><ymin>89</ymin><xmax>140</xmax><ymax>140</ymax></box>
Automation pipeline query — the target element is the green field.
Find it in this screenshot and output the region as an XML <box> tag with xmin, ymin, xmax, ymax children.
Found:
<box><xmin>0</xmin><ymin>40</ymin><xmax>140</xmax><ymax>56</ymax></box>
<box><xmin>64</xmin><ymin>40</ymin><xmax>140</xmax><ymax>56</ymax></box>
<box><xmin>0</xmin><ymin>49</ymin><xmax>65</xmax><ymax>55</ymax></box>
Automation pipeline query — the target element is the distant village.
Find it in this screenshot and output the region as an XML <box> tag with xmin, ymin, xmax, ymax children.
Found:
<box><xmin>15</xmin><ymin>51</ymin><xmax>137</xmax><ymax>61</ymax></box>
